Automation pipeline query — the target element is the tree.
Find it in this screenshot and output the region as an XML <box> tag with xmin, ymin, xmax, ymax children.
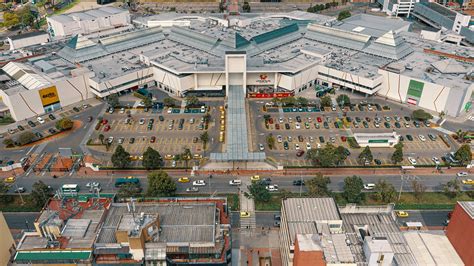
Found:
<box><xmin>107</xmin><ymin>94</ymin><xmax>120</xmax><ymax>108</ymax></box>
<box><xmin>1</xmin><ymin>12</ymin><xmax>20</xmax><ymax>28</ymax></box>
<box><xmin>142</xmin><ymin>147</ymin><xmax>162</xmax><ymax>170</ymax></box>
<box><xmin>412</xmin><ymin>109</ymin><xmax>433</xmax><ymax>121</ymax></box>
<box><xmin>219</xmin><ymin>1</ymin><xmax>225</xmax><ymax>12</ymax></box>
<box><xmin>247</xmin><ymin>181</ymin><xmax>271</xmax><ymax>203</ymax></box>
<box><xmin>0</xmin><ymin>180</ymin><xmax>13</xmax><ymax>204</ymax></box>
<box><xmin>454</xmin><ymin>144</ymin><xmax>472</xmax><ymax>165</ymax></box>
<box><xmin>337</xmin><ymin>10</ymin><xmax>351</xmax><ymax>21</ymax></box>
<box><xmin>343</xmin><ymin>175</ymin><xmax>364</xmax><ymax>203</ymax></box>
<box><xmin>306</xmin><ymin>143</ymin><xmax>347</xmax><ymax>167</ymax></box>
<box><xmin>374</xmin><ymin>180</ymin><xmax>396</xmax><ymax>203</ymax></box>
<box><xmin>147</xmin><ymin>171</ymin><xmax>177</xmax><ymax>197</ymax></box>
<box><xmin>391</xmin><ymin>142</ymin><xmax>404</xmax><ymax>164</ymax></box>
<box><xmin>455</xmin><ymin>129</ymin><xmax>467</xmax><ymax>143</ymax></box>
<box><xmin>143</xmin><ymin>97</ymin><xmax>153</xmax><ymax>108</ymax></box>
<box><xmin>200</xmin><ymin>131</ymin><xmax>209</xmax><ymax>149</ymax></box>
<box><xmin>3</xmin><ymin>138</ymin><xmax>15</xmax><ymax>148</ymax></box>
<box><xmin>18</xmin><ymin>131</ymin><xmax>36</xmax><ymax>145</ymax></box>
<box><xmin>29</xmin><ymin>181</ymin><xmax>52</xmax><ymax>208</ymax></box>
<box><xmin>55</xmin><ymin>117</ymin><xmax>73</xmax><ymax>131</ymax></box>
<box><xmin>111</xmin><ymin>145</ymin><xmax>131</xmax><ymax>168</ymax></box>
<box><xmin>411</xmin><ymin>180</ymin><xmax>426</xmax><ymax>202</ymax></box>
<box><xmin>280</xmin><ymin>97</ymin><xmax>296</xmax><ymax>106</ymax></box>
<box><xmin>443</xmin><ymin>179</ymin><xmax>461</xmax><ymax>198</ymax></box>
<box><xmin>185</xmin><ymin>95</ymin><xmax>199</xmax><ymax>107</ymax></box>
<box><xmin>306</xmin><ymin>173</ymin><xmax>331</xmax><ymax>197</ymax></box>
<box><xmin>242</xmin><ymin>1</ymin><xmax>251</xmax><ymax>12</ymax></box>
<box><xmin>180</xmin><ymin>147</ymin><xmax>192</xmax><ymax>170</ymax></box>
<box><xmin>358</xmin><ymin>146</ymin><xmax>373</xmax><ymax>165</ymax></box>
<box><xmin>336</xmin><ymin>94</ymin><xmax>350</xmax><ymax>106</ymax></box>
<box><xmin>98</xmin><ymin>134</ymin><xmax>105</xmax><ymax>145</ymax></box>
<box><xmin>266</xmin><ymin>134</ymin><xmax>275</xmax><ymax>150</ymax></box>
<box><xmin>320</xmin><ymin>95</ymin><xmax>332</xmax><ymax>107</ymax></box>
<box><xmin>163</xmin><ymin>97</ymin><xmax>176</xmax><ymax>107</ymax></box>
<box><xmin>117</xmin><ymin>183</ymin><xmax>142</xmax><ymax>198</ymax></box>
<box><xmin>296</xmin><ymin>97</ymin><xmax>308</xmax><ymax>107</ymax></box>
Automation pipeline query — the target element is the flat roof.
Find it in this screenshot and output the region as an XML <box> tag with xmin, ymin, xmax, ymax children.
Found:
<box><xmin>403</xmin><ymin>231</ymin><xmax>463</xmax><ymax>265</ymax></box>
<box><xmin>8</xmin><ymin>31</ymin><xmax>48</xmax><ymax>41</ymax></box>
<box><xmin>283</xmin><ymin>198</ymin><xmax>341</xmax><ymax>222</ymax></box>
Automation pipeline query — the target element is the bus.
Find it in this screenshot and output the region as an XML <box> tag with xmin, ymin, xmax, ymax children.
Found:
<box><xmin>61</xmin><ymin>184</ymin><xmax>80</xmax><ymax>195</ymax></box>
<box><xmin>115</xmin><ymin>177</ymin><xmax>139</xmax><ymax>187</ymax></box>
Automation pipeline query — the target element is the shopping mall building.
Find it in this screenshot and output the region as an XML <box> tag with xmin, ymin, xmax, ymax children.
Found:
<box><xmin>0</xmin><ymin>10</ymin><xmax>472</xmax><ymax>121</ymax></box>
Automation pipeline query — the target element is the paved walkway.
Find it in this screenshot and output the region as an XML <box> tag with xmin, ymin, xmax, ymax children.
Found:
<box><xmin>240</xmin><ymin>178</ymin><xmax>256</xmax><ymax>229</ymax></box>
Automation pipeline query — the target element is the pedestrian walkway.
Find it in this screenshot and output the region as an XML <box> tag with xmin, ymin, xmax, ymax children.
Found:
<box><xmin>240</xmin><ymin>178</ymin><xmax>256</xmax><ymax>229</ymax></box>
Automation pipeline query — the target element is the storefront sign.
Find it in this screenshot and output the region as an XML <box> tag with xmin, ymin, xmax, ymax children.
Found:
<box><xmin>256</xmin><ymin>74</ymin><xmax>272</xmax><ymax>84</ymax></box>
<box><xmin>248</xmin><ymin>92</ymin><xmax>294</xmax><ymax>98</ymax></box>
<box><xmin>39</xmin><ymin>86</ymin><xmax>60</xmax><ymax>107</ymax></box>
<box><xmin>368</xmin><ymin>139</ymin><xmax>389</xmax><ymax>143</ymax></box>
<box><xmin>407</xmin><ymin>98</ymin><xmax>417</xmax><ymax>105</ymax></box>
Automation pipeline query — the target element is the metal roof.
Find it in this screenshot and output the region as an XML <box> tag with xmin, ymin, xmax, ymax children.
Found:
<box><xmin>283</xmin><ymin>198</ymin><xmax>341</xmax><ymax>222</ymax></box>
<box><xmin>8</xmin><ymin>31</ymin><xmax>48</xmax><ymax>41</ymax></box>
<box><xmin>15</xmin><ymin>250</ymin><xmax>92</xmax><ymax>261</ymax></box>
<box><xmin>458</xmin><ymin>201</ymin><xmax>474</xmax><ymax>219</ymax></box>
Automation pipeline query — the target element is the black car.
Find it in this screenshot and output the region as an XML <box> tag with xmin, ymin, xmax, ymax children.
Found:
<box><xmin>374</xmin><ymin>159</ymin><xmax>382</xmax><ymax>165</ymax></box>
<box><xmin>262</xmin><ymin>178</ymin><xmax>272</xmax><ymax>185</ymax></box>
<box><xmin>404</xmin><ymin>116</ymin><xmax>411</xmax><ymax>121</ymax></box>
<box><xmin>73</xmin><ymin>107</ymin><xmax>80</xmax><ymax>112</ymax></box>
<box><xmin>48</xmin><ymin>128</ymin><xmax>57</xmax><ymax>134</ymax></box>
<box><xmin>319</xmin><ymin>136</ymin><xmax>325</xmax><ymax>143</ymax></box>
<box><xmin>17</xmin><ymin>125</ymin><xmax>24</xmax><ymax>131</ymax></box>
<box><xmin>413</xmin><ymin>121</ymin><xmax>420</xmax><ymax>128</ymax></box>
<box><xmin>343</xmin><ymin>148</ymin><xmax>351</xmax><ymax>156</ymax></box>
<box><xmin>293</xmin><ymin>180</ymin><xmax>305</xmax><ymax>186</ymax></box>
<box><xmin>334</xmin><ymin>122</ymin><xmax>339</xmax><ymax>128</ymax></box>
<box><xmin>149</xmin><ymin>118</ymin><xmax>155</xmax><ymax>124</ymax></box>
<box><xmin>349</xmin><ymin>105</ymin><xmax>355</xmax><ymax>111</ymax></box>
<box><xmin>129</xmin><ymin>137</ymin><xmax>135</xmax><ymax>144</ymax></box>
<box><xmin>323</xmin><ymin>122</ymin><xmax>329</xmax><ymax>129</ymax></box>
<box><xmin>28</xmin><ymin>121</ymin><xmax>36</xmax><ymax>127</ymax></box>
<box><xmin>159</xmin><ymin>115</ymin><xmax>164</xmax><ymax>121</ymax></box>
<box><xmin>406</xmin><ymin>134</ymin><xmax>413</xmax><ymax>141</ymax></box>
<box><xmin>346</xmin><ymin>117</ymin><xmax>352</xmax><ymax>122</ymax></box>
<box><xmin>399</xmin><ymin>135</ymin><xmax>404</xmax><ymax>141</ymax></box>
<box><xmin>296</xmin><ymin>116</ymin><xmax>302</xmax><ymax>123</ymax></box>
<box><xmin>49</xmin><ymin>114</ymin><xmax>56</xmax><ymax>120</ymax></box>
<box><xmin>285</xmin><ymin>123</ymin><xmax>290</xmax><ymax>130</ymax></box>
<box><xmin>394</xmin><ymin>122</ymin><xmax>401</xmax><ymax>128</ymax></box>
<box><xmin>35</xmin><ymin>132</ymin><xmax>43</xmax><ymax>138</ymax></box>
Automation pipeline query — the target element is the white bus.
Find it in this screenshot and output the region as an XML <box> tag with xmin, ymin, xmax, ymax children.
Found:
<box><xmin>61</xmin><ymin>184</ymin><xmax>80</xmax><ymax>195</ymax></box>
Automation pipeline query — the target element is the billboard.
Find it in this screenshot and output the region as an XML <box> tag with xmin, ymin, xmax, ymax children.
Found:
<box><xmin>407</xmin><ymin>80</ymin><xmax>424</xmax><ymax>98</ymax></box>
<box><xmin>39</xmin><ymin>86</ymin><xmax>60</xmax><ymax>107</ymax></box>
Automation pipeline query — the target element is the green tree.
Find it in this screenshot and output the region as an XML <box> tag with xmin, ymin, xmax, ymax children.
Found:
<box><xmin>296</xmin><ymin>97</ymin><xmax>309</xmax><ymax>107</ymax></box>
<box><xmin>111</xmin><ymin>145</ymin><xmax>131</xmax><ymax>168</ymax></box>
<box><xmin>306</xmin><ymin>173</ymin><xmax>331</xmax><ymax>197</ymax></box>
<box><xmin>343</xmin><ymin>175</ymin><xmax>364</xmax><ymax>203</ymax></box>
<box><xmin>0</xmin><ymin>180</ymin><xmax>13</xmax><ymax>204</ymax></box>
<box><xmin>163</xmin><ymin>97</ymin><xmax>176</xmax><ymax>107</ymax></box>
<box><xmin>320</xmin><ymin>95</ymin><xmax>332</xmax><ymax>107</ymax></box>
<box><xmin>455</xmin><ymin>129</ymin><xmax>467</xmax><ymax>143</ymax></box>
<box><xmin>200</xmin><ymin>131</ymin><xmax>209</xmax><ymax>149</ymax></box>
<box><xmin>29</xmin><ymin>181</ymin><xmax>52</xmax><ymax>208</ymax></box>
<box><xmin>203</xmin><ymin>113</ymin><xmax>211</xmax><ymax>123</ymax></box>
<box><xmin>266</xmin><ymin>134</ymin><xmax>275</xmax><ymax>150</ymax></box>
<box><xmin>391</xmin><ymin>142</ymin><xmax>404</xmax><ymax>164</ymax></box>
<box><xmin>280</xmin><ymin>96</ymin><xmax>296</xmax><ymax>106</ymax></box>
<box><xmin>107</xmin><ymin>93</ymin><xmax>120</xmax><ymax>108</ymax></box>
<box><xmin>358</xmin><ymin>146</ymin><xmax>373</xmax><ymax>165</ymax></box>
<box><xmin>337</xmin><ymin>10</ymin><xmax>351</xmax><ymax>21</ymax></box>
<box><xmin>3</xmin><ymin>138</ymin><xmax>15</xmax><ymax>148</ymax></box>
<box><xmin>306</xmin><ymin>143</ymin><xmax>347</xmax><ymax>167</ymax></box>
<box><xmin>147</xmin><ymin>171</ymin><xmax>177</xmax><ymax>197</ymax></box>
<box><xmin>55</xmin><ymin>117</ymin><xmax>73</xmax><ymax>131</ymax></box>
<box><xmin>18</xmin><ymin>6</ymin><xmax>36</xmax><ymax>28</ymax></box>
<box><xmin>143</xmin><ymin>97</ymin><xmax>153</xmax><ymax>108</ymax></box>
<box><xmin>117</xmin><ymin>183</ymin><xmax>142</xmax><ymax>198</ymax></box>
<box><xmin>454</xmin><ymin>144</ymin><xmax>472</xmax><ymax>165</ymax></box>
<box><xmin>411</xmin><ymin>180</ymin><xmax>426</xmax><ymax>202</ymax></box>
<box><xmin>180</xmin><ymin>147</ymin><xmax>192</xmax><ymax>170</ymax></box>
<box><xmin>242</xmin><ymin>1</ymin><xmax>251</xmax><ymax>12</ymax></box>
<box><xmin>335</xmin><ymin>146</ymin><xmax>349</xmax><ymax>164</ymax></box>
<box><xmin>247</xmin><ymin>181</ymin><xmax>271</xmax><ymax>203</ymax></box>
<box><xmin>98</xmin><ymin>134</ymin><xmax>105</xmax><ymax>145</ymax></box>
<box><xmin>336</xmin><ymin>94</ymin><xmax>350</xmax><ymax>106</ymax></box>
<box><xmin>185</xmin><ymin>95</ymin><xmax>200</xmax><ymax>107</ymax></box>
<box><xmin>1</xmin><ymin>12</ymin><xmax>20</xmax><ymax>28</ymax></box>
<box><xmin>443</xmin><ymin>179</ymin><xmax>461</xmax><ymax>198</ymax></box>
<box><xmin>374</xmin><ymin>180</ymin><xmax>396</xmax><ymax>203</ymax></box>
<box><xmin>18</xmin><ymin>131</ymin><xmax>36</xmax><ymax>145</ymax></box>
<box><xmin>142</xmin><ymin>147</ymin><xmax>162</xmax><ymax>170</ymax></box>
<box><xmin>412</xmin><ymin>109</ymin><xmax>433</xmax><ymax>121</ymax></box>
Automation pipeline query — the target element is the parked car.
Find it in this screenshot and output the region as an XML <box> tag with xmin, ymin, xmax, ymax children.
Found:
<box><xmin>293</xmin><ymin>180</ymin><xmax>305</xmax><ymax>186</ymax></box>
<box><xmin>49</xmin><ymin>114</ymin><xmax>56</xmax><ymax>120</ymax></box>
<box><xmin>363</xmin><ymin>183</ymin><xmax>375</xmax><ymax>190</ymax></box>
<box><xmin>28</xmin><ymin>121</ymin><xmax>36</xmax><ymax>127</ymax></box>
<box><xmin>296</xmin><ymin>150</ymin><xmax>305</xmax><ymax>157</ymax></box>
<box><xmin>266</xmin><ymin>185</ymin><xmax>279</xmax><ymax>192</ymax></box>
<box><xmin>229</xmin><ymin>179</ymin><xmax>242</xmax><ymax>186</ymax></box>
<box><xmin>37</xmin><ymin>117</ymin><xmax>45</xmax><ymax>124</ymax></box>
<box><xmin>408</xmin><ymin>157</ymin><xmax>417</xmax><ymax>165</ymax></box>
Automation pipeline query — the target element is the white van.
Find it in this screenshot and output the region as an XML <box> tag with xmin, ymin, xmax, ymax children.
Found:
<box><xmin>229</xmin><ymin>179</ymin><xmax>242</xmax><ymax>186</ymax></box>
<box><xmin>363</xmin><ymin>183</ymin><xmax>375</xmax><ymax>190</ymax></box>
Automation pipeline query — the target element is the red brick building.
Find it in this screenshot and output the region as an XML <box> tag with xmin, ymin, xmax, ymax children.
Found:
<box><xmin>293</xmin><ymin>234</ymin><xmax>326</xmax><ymax>266</ymax></box>
<box><xmin>446</xmin><ymin>201</ymin><xmax>474</xmax><ymax>266</ymax></box>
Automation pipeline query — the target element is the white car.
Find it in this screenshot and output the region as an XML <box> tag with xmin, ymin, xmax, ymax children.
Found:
<box><xmin>288</xmin><ymin>117</ymin><xmax>293</xmax><ymax>123</ymax></box>
<box><xmin>408</xmin><ymin>157</ymin><xmax>417</xmax><ymax>165</ymax></box>
<box><xmin>266</xmin><ymin>185</ymin><xmax>279</xmax><ymax>192</ymax></box>
<box><xmin>171</xmin><ymin>160</ymin><xmax>177</xmax><ymax>167</ymax></box>
<box><xmin>309</xmin><ymin>136</ymin><xmax>314</xmax><ymax>143</ymax></box>
<box><xmin>167</xmin><ymin>108</ymin><xmax>173</xmax><ymax>114</ymax></box>
<box><xmin>120</xmin><ymin>107</ymin><xmax>125</xmax><ymax>114</ymax></box>
<box><xmin>186</xmin><ymin>187</ymin><xmax>199</xmax><ymax>192</ymax></box>
<box><xmin>229</xmin><ymin>179</ymin><xmax>242</xmax><ymax>186</ymax></box>
<box><xmin>279</xmin><ymin>117</ymin><xmax>284</xmax><ymax>123</ymax></box>
<box><xmin>457</xmin><ymin>172</ymin><xmax>469</xmax><ymax>177</ymax></box>
<box><xmin>139</xmin><ymin>118</ymin><xmax>146</xmax><ymax>125</ymax></box>
<box><xmin>363</xmin><ymin>183</ymin><xmax>375</xmax><ymax>190</ymax></box>
<box><xmin>200</xmin><ymin>106</ymin><xmax>206</xmax><ymax>112</ymax></box>
<box><xmin>316</xmin><ymin>143</ymin><xmax>322</xmax><ymax>149</ymax></box>
<box><xmin>295</xmin><ymin>123</ymin><xmax>301</xmax><ymax>129</ymax></box>
<box><xmin>404</xmin><ymin>122</ymin><xmax>410</xmax><ymax>128</ymax></box>
<box><xmin>295</xmin><ymin>143</ymin><xmax>300</xmax><ymax>150</ymax></box>
<box><xmin>37</xmin><ymin>117</ymin><xmax>45</xmax><ymax>124</ymax></box>
<box><xmin>118</xmin><ymin>137</ymin><xmax>124</xmax><ymax>144</ymax></box>
<box><xmin>86</xmin><ymin>182</ymin><xmax>91</xmax><ymax>188</ymax></box>
<box><xmin>418</xmin><ymin>135</ymin><xmax>426</xmax><ymax>142</ymax></box>
<box><xmin>193</xmin><ymin>180</ymin><xmax>206</xmax><ymax>186</ymax></box>
<box><xmin>331</xmin><ymin>105</ymin><xmax>337</xmax><ymax>111</ymax></box>
<box><xmin>374</xmin><ymin>123</ymin><xmax>380</xmax><ymax>128</ymax></box>
<box><xmin>307</xmin><ymin>117</ymin><xmax>312</xmax><ymax>122</ymax></box>
<box><xmin>277</xmin><ymin>135</ymin><xmax>283</xmax><ymax>143</ymax></box>
<box><xmin>107</xmin><ymin>136</ymin><xmax>114</xmax><ymax>144</ymax></box>
<box><xmin>432</xmin><ymin>157</ymin><xmax>440</xmax><ymax>165</ymax></box>
<box><xmin>259</xmin><ymin>143</ymin><xmax>265</xmax><ymax>151</ymax></box>
<box><xmin>306</xmin><ymin>142</ymin><xmax>311</xmax><ymax>150</ymax></box>
<box><xmin>92</xmin><ymin>182</ymin><xmax>100</xmax><ymax>187</ymax></box>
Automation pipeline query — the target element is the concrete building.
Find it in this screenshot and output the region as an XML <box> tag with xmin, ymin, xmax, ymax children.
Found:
<box><xmin>0</xmin><ymin>212</ymin><xmax>15</xmax><ymax>266</ymax></box>
<box><xmin>377</xmin><ymin>0</ymin><xmax>420</xmax><ymax>17</ymax></box>
<box><xmin>293</xmin><ymin>234</ymin><xmax>326</xmax><ymax>266</ymax></box>
<box><xmin>354</xmin><ymin>132</ymin><xmax>400</xmax><ymax>148</ymax></box>
<box><xmin>46</xmin><ymin>6</ymin><xmax>131</xmax><ymax>38</ymax></box>
<box><xmin>6</xmin><ymin>31</ymin><xmax>49</xmax><ymax>51</ymax></box>
<box><xmin>446</xmin><ymin>201</ymin><xmax>474</xmax><ymax>266</ymax></box>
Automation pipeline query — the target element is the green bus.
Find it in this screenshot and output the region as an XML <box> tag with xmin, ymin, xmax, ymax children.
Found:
<box><xmin>115</xmin><ymin>177</ymin><xmax>139</xmax><ymax>187</ymax></box>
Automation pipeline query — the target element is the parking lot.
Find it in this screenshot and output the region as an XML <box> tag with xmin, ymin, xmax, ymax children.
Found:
<box><xmin>249</xmin><ymin>99</ymin><xmax>457</xmax><ymax>167</ymax></box>
<box><xmin>88</xmin><ymin>99</ymin><xmax>225</xmax><ymax>167</ymax></box>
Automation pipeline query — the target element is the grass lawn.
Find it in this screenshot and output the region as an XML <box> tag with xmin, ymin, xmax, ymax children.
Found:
<box><xmin>0</xmin><ymin>116</ymin><xmax>15</xmax><ymax>125</ymax></box>
<box><xmin>0</xmin><ymin>195</ymin><xmax>41</xmax><ymax>212</ymax></box>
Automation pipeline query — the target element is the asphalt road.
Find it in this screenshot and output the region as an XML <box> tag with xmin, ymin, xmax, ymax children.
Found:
<box><xmin>395</xmin><ymin>210</ymin><xmax>450</xmax><ymax>227</ymax></box>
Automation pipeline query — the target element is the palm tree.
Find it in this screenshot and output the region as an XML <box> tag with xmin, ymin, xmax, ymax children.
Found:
<box><xmin>455</xmin><ymin>130</ymin><xmax>467</xmax><ymax>143</ymax></box>
<box><xmin>98</xmin><ymin>134</ymin><xmax>105</xmax><ymax>145</ymax></box>
<box><xmin>200</xmin><ymin>131</ymin><xmax>209</xmax><ymax>150</ymax></box>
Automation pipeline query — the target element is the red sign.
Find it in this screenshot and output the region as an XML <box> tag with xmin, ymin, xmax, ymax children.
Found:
<box><xmin>407</xmin><ymin>98</ymin><xmax>417</xmax><ymax>105</ymax></box>
<box><xmin>248</xmin><ymin>92</ymin><xmax>294</xmax><ymax>98</ymax></box>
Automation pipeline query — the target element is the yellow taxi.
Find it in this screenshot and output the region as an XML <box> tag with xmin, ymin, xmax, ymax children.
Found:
<box><xmin>462</xmin><ymin>179</ymin><xmax>474</xmax><ymax>185</ymax></box>
<box><xmin>240</xmin><ymin>211</ymin><xmax>250</xmax><ymax>218</ymax></box>
<box><xmin>395</xmin><ymin>211</ymin><xmax>409</xmax><ymax>218</ymax></box>
<box><xmin>219</xmin><ymin>106</ymin><xmax>224</xmax><ymax>111</ymax></box>
<box><xmin>129</xmin><ymin>155</ymin><xmax>139</xmax><ymax>161</ymax></box>
<box><xmin>178</xmin><ymin>177</ymin><xmax>190</xmax><ymax>183</ymax></box>
<box><xmin>250</xmin><ymin>175</ymin><xmax>260</xmax><ymax>182</ymax></box>
<box><xmin>125</xmin><ymin>176</ymin><xmax>135</xmax><ymax>179</ymax></box>
<box><xmin>193</xmin><ymin>154</ymin><xmax>202</xmax><ymax>159</ymax></box>
<box><xmin>4</xmin><ymin>176</ymin><xmax>15</xmax><ymax>183</ymax></box>
<box><xmin>220</xmin><ymin>124</ymin><xmax>225</xmax><ymax>131</ymax></box>
<box><xmin>164</xmin><ymin>154</ymin><xmax>174</xmax><ymax>160</ymax></box>
<box><xmin>219</xmin><ymin>131</ymin><xmax>224</xmax><ymax>142</ymax></box>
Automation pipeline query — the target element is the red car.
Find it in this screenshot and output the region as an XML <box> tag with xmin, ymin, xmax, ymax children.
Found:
<box><xmin>341</xmin><ymin>136</ymin><xmax>347</xmax><ymax>142</ymax></box>
<box><xmin>296</xmin><ymin>150</ymin><xmax>305</xmax><ymax>157</ymax></box>
<box><xmin>268</xmin><ymin>118</ymin><xmax>274</xmax><ymax>124</ymax></box>
<box><xmin>275</xmin><ymin>124</ymin><xmax>280</xmax><ymax>130</ymax></box>
<box><xmin>104</xmin><ymin>125</ymin><xmax>111</xmax><ymax>132</ymax></box>
<box><xmin>102</xmin><ymin>119</ymin><xmax>108</xmax><ymax>125</ymax></box>
<box><xmin>317</xmin><ymin>117</ymin><xmax>322</xmax><ymax>123</ymax></box>
<box><xmin>150</xmin><ymin>136</ymin><xmax>156</xmax><ymax>143</ymax></box>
